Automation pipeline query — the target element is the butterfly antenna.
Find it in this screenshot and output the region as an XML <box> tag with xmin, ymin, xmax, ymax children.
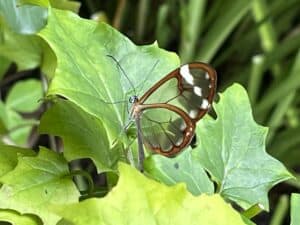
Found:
<box><xmin>106</xmin><ymin>55</ymin><xmax>137</xmax><ymax>95</ymax></box>
<box><xmin>137</xmin><ymin>60</ymin><xmax>159</xmax><ymax>95</ymax></box>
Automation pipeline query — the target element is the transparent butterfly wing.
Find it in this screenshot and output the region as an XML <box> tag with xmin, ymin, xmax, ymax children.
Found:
<box><xmin>137</xmin><ymin>62</ymin><xmax>217</xmax><ymax>156</ymax></box>
<box><xmin>140</xmin><ymin>107</ymin><xmax>193</xmax><ymax>155</ymax></box>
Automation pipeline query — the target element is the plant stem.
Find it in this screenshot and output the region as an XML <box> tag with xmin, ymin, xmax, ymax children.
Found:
<box><xmin>179</xmin><ymin>0</ymin><xmax>206</xmax><ymax>63</ymax></box>
<box><xmin>242</xmin><ymin>203</ymin><xmax>264</xmax><ymax>219</ymax></box>
<box><xmin>270</xmin><ymin>195</ymin><xmax>289</xmax><ymax>225</ymax></box>
<box><xmin>113</xmin><ymin>0</ymin><xmax>127</xmax><ymax>30</ymax></box>
<box><xmin>136</xmin><ymin>0</ymin><xmax>149</xmax><ymax>42</ymax></box>
<box><xmin>248</xmin><ymin>54</ymin><xmax>265</xmax><ymax>104</ymax></box>
<box><xmin>69</xmin><ymin>169</ymin><xmax>94</xmax><ymax>194</ymax></box>
<box><xmin>196</xmin><ymin>1</ymin><xmax>251</xmax><ymax>62</ymax></box>
<box><xmin>252</xmin><ymin>0</ymin><xmax>280</xmax><ymax>77</ymax></box>
<box><xmin>267</xmin><ymin>93</ymin><xmax>295</xmax><ymax>144</ymax></box>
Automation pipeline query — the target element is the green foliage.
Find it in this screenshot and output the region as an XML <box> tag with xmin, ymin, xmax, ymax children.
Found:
<box><xmin>0</xmin><ymin>209</ymin><xmax>41</xmax><ymax>225</ymax></box>
<box><xmin>0</xmin><ymin>0</ymin><xmax>299</xmax><ymax>224</ymax></box>
<box><xmin>144</xmin><ymin>148</ymin><xmax>215</xmax><ymax>196</ymax></box>
<box><xmin>0</xmin><ymin>148</ymin><xmax>80</xmax><ymax>225</ymax></box>
<box><xmin>39</xmin><ymin>99</ymin><xmax>116</xmax><ymax>173</ymax></box>
<box><xmin>6</xmin><ymin>79</ymin><xmax>42</xmax><ymax>112</ymax></box>
<box><xmin>53</xmin><ymin>163</ymin><xmax>254</xmax><ymax>225</ymax></box>
<box><xmin>145</xmin><ymin>84</ymin><xmax>292</xmax><ymax>211</ymax></box>
<box><xmin>0</xmin><ymin>79</ymin><xmax>42</xmax><ymax>146</ymax></box>
<box><xmin>0</xmin><ymin>0</ymin><xmax>47</xmax><ymax>34</ymax></box>
<box><xmin>0</xmin><ymin>144</ymin><xmax>35</xmax><ymax>177</ymax></box>
<box><xmin>38</xmin><ymin>8</ymin><xmax>179</xmax><ymax>145</ymax></box>
<box><xmin>194</xmin><ymin>84</ymin><xmax>292</xmax><ymax>210</ymax></box>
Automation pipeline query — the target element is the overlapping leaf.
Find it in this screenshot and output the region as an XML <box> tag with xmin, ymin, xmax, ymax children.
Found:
<box><xmin>38</xmin><ymin>8</ymin><xmax>180</xmax><ymax>144</ymax></box>
<box><xmin>20</xmin><ymin>0</ymin><xmax>81</xmax><ymax>12</ymax></box>
<box><xmin>0</xmin><ymin>148</ymin><xmax>80</xmax><ymax>225</ymax></box>
<box><xmin>0</xmin><ymin>209</ymin><xmax>41</xmax><ymax>225</ymax></box>
<box><xmin>193</xmin><ymin>83</ymin><xmax>293</xmax><ymax>210</ymax></box>
<box><xmin>0</xmin><ymin>79</ymin><xmax>42</xmax><ymax>146</ymax></box>
<box><xmin>39</xmin><ymin>99</ymin><xmax>118</xmax><ymax>172</ymax></box>
<box><xmin>144</xmin><ymin>148</ymin><xmax>214</xmax><ymax>195</ymax></box>
<box><xmin>52</xmin><ymin>163</ymin><xmax>254</xmax><ymax>225</ymax></box>
<box><xmin>0</xmin><ymin>101</ymin><xmax>34</xmax><ymax>146</ymax></box>
<box><xmin>0</xmin><ymin>144</ymin><xmax>35</xmax><ymax>177</ymax></box>
<box><xmin>6</xmin><ymin>79</ymin><xmax>43</xmax><ymax>113</ymax></box>
<box><xmin>0</xmin><ymin>24</ymin><xmax>43</xmax><ymax>70</ymax></box>
<box><xmin>0</xmin><ymin>0</ymin><xmax>47</xmax><ymax>34</ymax></box>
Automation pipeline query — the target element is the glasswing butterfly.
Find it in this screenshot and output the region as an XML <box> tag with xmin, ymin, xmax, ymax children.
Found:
<box><xmin>108</xmin><ymin>56</ymin><xmax>217</xmax><ymax>171</ymax></box>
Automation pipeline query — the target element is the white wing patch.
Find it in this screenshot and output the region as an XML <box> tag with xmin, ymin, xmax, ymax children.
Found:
<box><xmin>200</xmin><ymin>99</ymin><xmax>209</xmax><ymax>109</ymax></box>
<box><xmin>193</xmin><ymin>86</ymin><xmax>202</xmax><ymax>96</ymax></box>
<box><xmin>180</xmin><ymin>65</ymin><xmax>194</xmax><ymax>85</ymax></box>
<box><xmin>189</xmin><ymin>109</ymin><xmax>198</xmax><ymax>119</ymax></box>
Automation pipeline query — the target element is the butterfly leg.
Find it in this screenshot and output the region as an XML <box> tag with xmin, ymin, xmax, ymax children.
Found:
<box><xmin>135</xmin><ymin>116</ymin><xmax>145</xmax><ymax>172</ymax></box>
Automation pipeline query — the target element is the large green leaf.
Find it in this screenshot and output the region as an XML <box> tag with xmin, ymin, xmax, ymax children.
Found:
<box><xmin>144</xmin><ymin>148</ymin><xmax>214</xmax><ymax>196</ymax></box>
<box><xmin>38</xmin><ymin>8</ymin><xmax>180</xmax><ymax>144</ymax></box>
<box><xmin>39</xmin><ymin>99</ymin><xmax>117</xmax><ymax>172</ymax></box>
<box><xmin>6</xmin><ymin>79</ymin><xmax>43</xmax><ymax>113</ymax></box>
<box><xmin>0</xmin><ymin>148</ymin><xmax>80</xmax><ymax>225</ymax></box>
<box><xmin>52</xmin><ymin>163</ymin><xmax>254</xmax><ymax>225</ymax></box>
<box><xmin>193</xmin><ymin>83</ymin><xmax>293</xmax><ymax>210</ymax></box>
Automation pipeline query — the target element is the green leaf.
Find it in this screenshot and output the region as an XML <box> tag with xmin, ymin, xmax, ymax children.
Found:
<box><xmin>20</xmin><ymin>0</ymin><xmax>81</xmax><ymax>13</ymax></box>
<box><xmin>0</xmin><ymin>209</ymin><xmax>41</xmax><ymax>225</ymax></box>
<box><xmin>38</xmin><ymin>8</ymin><xmax>180</xmax><ymax>144</ymax></box>
<box><xmin>0</xmin><ymin>148</ymin><xmax>80</xmax><ymax>225</ymax></box>
<box><xmin>0</xmin><ymin>0</ymin><xmax>48</xmax><ymax>34</ymax></box>
<box><xmin>193</xmin><ymin>83</ymin><xmax>293</xmax><ymax>210</ymax></box>
<box><xmin>52</xmin><ymin>163</ymin><xmax>254</xmax><ymax>225</ymax></box>
<box><xmin>0</xmin><ymin>25</ymin><xmax>43</xmax><ymax>70</ymax></box>
<box><xmin>144</xmin><ymin>148</ymin><xmax>214</xmax><ymax>196</ymax></box>
<box><xmin>291</xmin><ymin>193</ymin><xmax>300</xmax><ymax>225</ymax></box>
<box><xmin>6</xmin><ymin>79</ymin><xmax>43</xmax><ymax>113</ymax></box>
<box><xmin>0</xmin><ymin>101</ymin><xmax>36</xmax><ymax>146</ymax></box>
<box><xmin>0</xmin><ymin>144</ymin><xmax>35</xmax><ymax>178</ymax></box>
<box><xmin>39</xmin><ymin>99</ymin><xmax>117</xmax><ymax>172</ymax></box>
<box><xmin>0</xmin><ymin>56</ymin><xmax>10</xmax><ymax>80</ymax></box>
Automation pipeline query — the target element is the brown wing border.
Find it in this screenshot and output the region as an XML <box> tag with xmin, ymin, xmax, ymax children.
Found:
<box><xmin>137</xmin><ymin>62</ymin><xmax>217</xmax><ymax>156</ymax></box>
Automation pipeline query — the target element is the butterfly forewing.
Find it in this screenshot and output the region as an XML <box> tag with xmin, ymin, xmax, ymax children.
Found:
<box><xmin>136</xmin><ymin>62</ymin><xmax>216</xmax><ymax>156</ymax></box>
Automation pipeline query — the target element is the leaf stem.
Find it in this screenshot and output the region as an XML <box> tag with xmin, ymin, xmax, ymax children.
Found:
<box><xmin>69</xmin><ymin>170</ymin><xmax>95</xmax><ymax>195</ymax></box>
<box><xmin>241</xmin><ymin>203</ymin><xmax>264</xmax><ymax>219</ymax></box>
